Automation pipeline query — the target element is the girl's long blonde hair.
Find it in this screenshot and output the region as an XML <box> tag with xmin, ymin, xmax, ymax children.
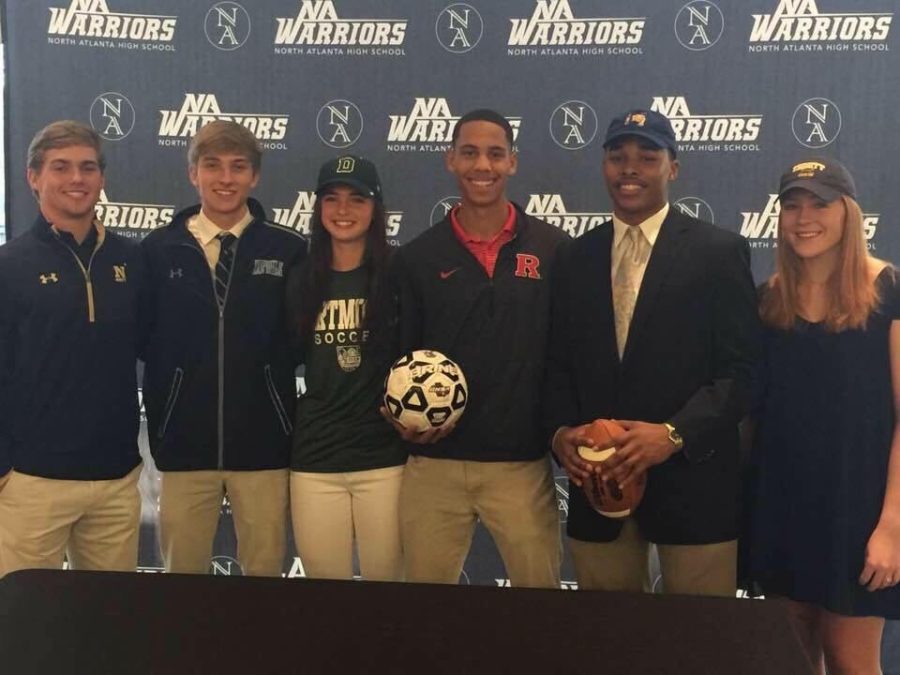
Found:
<box><xmin>760</xmin><ymin>195</ymin><xmax>880</xmax><ymax>331</ymax></box>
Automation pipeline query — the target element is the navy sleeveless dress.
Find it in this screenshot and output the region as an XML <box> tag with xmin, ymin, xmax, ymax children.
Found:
<box><xmin>747</xmin><ymin>266</ymin><xmax>900</xmax><ymax>618</ymax></box>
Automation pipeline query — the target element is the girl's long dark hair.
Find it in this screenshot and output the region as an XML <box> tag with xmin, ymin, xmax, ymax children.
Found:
<box><xmin>294</xmin><ymin>196</ymin><xmax>392</xmax><ymax>344</ymax></box>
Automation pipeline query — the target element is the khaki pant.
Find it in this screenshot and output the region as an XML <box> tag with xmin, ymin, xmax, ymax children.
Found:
<box><xmin>159</xmin><ymin>469</ymin><xmax>288</xmax><ymax>577</ymax></box>
<box><xmin>400</xmin><ymin>455</ymin><xmax>561</xmax><ymax>588</ymax></box>
<box><xmin>569</xmin><ymin>517</ymin><xmax>737</xmax><ymax>596</ymax></box>
<box><xmin>0</xmin><ymin>465</ymin><xmax>142</xmax><ymax>577</ymax></box>
<box><xmin>290</xmin><ymin>464</ymin><xmax>404</xmax><ymax>581</ymax></box>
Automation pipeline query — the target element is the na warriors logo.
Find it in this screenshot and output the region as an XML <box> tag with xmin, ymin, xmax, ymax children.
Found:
<box><xmin>650</xmin><ymin>96</ymin><xmax>762</xmax><ymax>152</ymax></box>
<box><xmin>507</xmin><ymin>0</ymin><xmax>644</xmax><ymax>56</ymax></box>
<box><xmin>387</xmin><ymin>98</ymin><xmax>521</xmax><ymax>152</ymax></box>
<box><xmin>273</xmin><ymin>191</ymin><xmax>317</xmax><ymax>234</ymax></box>
<box><xmin>47</xmin><ymin>0</ymin><xmax>177</xmax><ymax>50</ymax></box>
<box><xmin>740</xmin><ymin>194</ymin><xmax>879</xmax><ymax>249</ymax></box>
<box><xmin>749</xmin><ymin>0</ymin><xmax>892</xmax><ymax>53</ymax></box>
<box><xmin>525</xmin><ymin>194</ymin><xmax>610</xmax><ymax>238</ymax></box>
<box><xmin>274</xmin><ymin>0</ymin><xmax>407</xmax><ymax>56</ymax></box>
<box><xmin>95</xmin><ymin>190</ymin><xmax>174</xmax><ymax>238</ymax></box>
<box><xmin>158</xmin><ymin>94</ymin><xmax>289</xmax><ymax>149</ymax></box>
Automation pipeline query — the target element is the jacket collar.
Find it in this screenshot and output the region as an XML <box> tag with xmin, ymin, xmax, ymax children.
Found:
<box><xmin>32</xmin><ymin>212</ymin><xmax>106</xmax><ymax>248</ymax></box>
<box><xmin>436</xmin><ymin>200</ymin><xmax>530</xmax><ymax>245</ymax></box>
<box><xmin>164</xmin><ymin>197</ymin><xmax>267</xmax><ymax>244</ymax></box>
<box><xmin>168</xmin><ymin>197</ymin><xmax>267</xmax><ymax>232</ymax></box>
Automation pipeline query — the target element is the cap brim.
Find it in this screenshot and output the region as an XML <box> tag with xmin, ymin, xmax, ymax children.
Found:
<box><xmin>603</xmin><ymin>129</ymin><xmax>673</xmax><ymax>153</ymax></box>
<box><xmin>315</xmin><ymin>178</ymin><xmax>376</xmax><ymax>199</ymax></box>
<box><xmin>777</xmin><ymin>180</ymin><xmax>842</xmax><ymax>203</ymax></box>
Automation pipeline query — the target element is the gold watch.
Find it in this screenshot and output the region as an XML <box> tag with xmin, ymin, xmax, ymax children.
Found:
<box><xmin>664</xmin><ymin>423</ymin><xmax>684</xmax><ymax>451</ymax></box>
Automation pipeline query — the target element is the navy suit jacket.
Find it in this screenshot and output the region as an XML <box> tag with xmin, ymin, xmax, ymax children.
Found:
<box><xmin>544</xmin><ymin>209</ymin><xmax>760</xmax><ymax>544</ymax></box>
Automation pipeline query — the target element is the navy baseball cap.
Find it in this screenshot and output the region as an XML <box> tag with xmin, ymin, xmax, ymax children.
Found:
<box><xmin>603</xmin><ymin>109</ymin><xmax>677</xmax><ymax>157</ymax></box>
<box><xmin>316</xmin><ymin>155</ymin><xmax>383</xmax><ymax>202</ymax></box>
<box><xmin>777</xmin><ymin>157</ymin><xmax>856</xmax><ymax>202</ymax></box>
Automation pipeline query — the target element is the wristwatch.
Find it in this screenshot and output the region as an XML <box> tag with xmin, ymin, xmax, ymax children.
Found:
<box><xmin>663</xmin><ymin>423</ymin><xmax>684</xmax><ymax>451</ymax></box>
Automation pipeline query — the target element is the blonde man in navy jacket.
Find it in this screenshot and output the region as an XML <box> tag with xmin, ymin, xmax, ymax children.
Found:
<box><xmin>141</xmin><ymin>121</ymin><xmax>307</xmax><ymax>576</ymax></box>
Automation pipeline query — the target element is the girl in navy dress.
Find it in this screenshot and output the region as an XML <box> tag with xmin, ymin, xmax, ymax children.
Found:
<box><xmin>749</xmin><ymin>158</ymin><xmax>900</xmax><ymax>674</ymax></box>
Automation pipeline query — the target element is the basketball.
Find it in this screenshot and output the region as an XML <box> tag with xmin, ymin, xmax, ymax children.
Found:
<box><xmin>577</xmin><ymin>418</ymin><xmax>646</xmax><ymax>519</ymax></box>
<box><xmin>384</xmin><ymin>350</ymin><xmax>468</xmax><ymax>432</ymax></box>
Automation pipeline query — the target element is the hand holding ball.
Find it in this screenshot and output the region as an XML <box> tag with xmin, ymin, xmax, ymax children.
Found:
<box><xmin>384</xmin><ymin>350</ymin><xmax>468</xmax><ymax>432</ymax></box>
<box><xmin>577</xmin><ymin>419</ymin><xmax>646</xmax><ymax>518</ymax></box>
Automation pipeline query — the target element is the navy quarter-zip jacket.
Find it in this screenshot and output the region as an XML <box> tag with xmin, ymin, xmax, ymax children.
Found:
<box><xmin>0</xmin><ymin>216</ymin><xmax>142</xmax><ymax>480</ymax></box>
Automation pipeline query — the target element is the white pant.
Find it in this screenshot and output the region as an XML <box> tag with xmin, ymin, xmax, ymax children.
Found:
<box><xmin>290</xmin><ymin>465</ymin><xmax>404</xmax><ymax>581</ymax></box>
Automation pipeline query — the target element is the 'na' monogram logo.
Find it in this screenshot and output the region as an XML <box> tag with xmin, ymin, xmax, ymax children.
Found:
<box><xmin>113</xmin><ymin>265</ymin><xmax>127</xmax><ymax>282</ymax></box>
<box><xmin>40</xmin><ymin>273</ymin><xmax>59</xmax><ymax>284</ymax></box>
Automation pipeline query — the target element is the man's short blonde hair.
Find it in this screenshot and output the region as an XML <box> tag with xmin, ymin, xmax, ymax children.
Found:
<box><xmin>188</xmin><ymin>120</ymin><xmax>262</xmax><ymax>172</ymax></box>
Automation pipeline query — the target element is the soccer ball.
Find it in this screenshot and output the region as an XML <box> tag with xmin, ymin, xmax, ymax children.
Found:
<box><xmin>384</xmin><ymin>350</ymin><xmax>468</xmax><ymax>432</ymax></box>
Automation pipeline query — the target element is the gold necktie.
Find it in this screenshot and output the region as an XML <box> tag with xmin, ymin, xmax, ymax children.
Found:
<box><xmin>613</xmin><ymin>226</ymin><xmax>649</xmax><ymax>359</ymax></box>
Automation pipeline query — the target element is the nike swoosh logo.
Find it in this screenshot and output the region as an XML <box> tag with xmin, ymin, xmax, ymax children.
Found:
<box><xmin>439</xmin><ymin>267</ymin><xmax>461</xmax><ymax>280</ymax></box>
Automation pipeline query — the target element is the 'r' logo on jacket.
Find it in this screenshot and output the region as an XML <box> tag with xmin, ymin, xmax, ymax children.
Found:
<box><xmin>514</xmin><ymin>254</ymin><xmax>541</xmax><ymax>279</ymax></box>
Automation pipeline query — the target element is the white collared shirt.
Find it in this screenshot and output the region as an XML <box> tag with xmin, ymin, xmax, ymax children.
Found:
<box><xmin>187</xmin><ymin>208</ymin><xmax>254</xmax><ymax>269</ymax></box>
<box><xmin>610</xmin><ymin>203</ymin><xmax>669</xmax><ymax>291</ymax></box>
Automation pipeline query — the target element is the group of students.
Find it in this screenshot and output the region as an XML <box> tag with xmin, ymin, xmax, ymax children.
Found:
<box><xmin>0</xmin><ymin>106</ymin><xmax>896</xmax><ymax>674</ymax></box>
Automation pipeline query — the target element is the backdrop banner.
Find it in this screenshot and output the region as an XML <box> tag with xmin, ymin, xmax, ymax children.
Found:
<box><xmin>3</xmin><ymin>0</ymin><xmax>899</xmax><ymax>620</ymax></box>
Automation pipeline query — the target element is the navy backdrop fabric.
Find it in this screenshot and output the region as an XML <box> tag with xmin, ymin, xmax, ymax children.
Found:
<box><xmin>3</xmin><ymin>4</ymin><xmax>899</xmax><ymax>647</ymax></box>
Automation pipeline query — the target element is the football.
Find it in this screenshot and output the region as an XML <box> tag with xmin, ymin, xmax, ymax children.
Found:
<box><xmin>577</xmin><ymin>418</ymin><xmax>646</xmax><ymax>519</ymax></box>
<box><xmin>384</xmin><ymin>350</ymin><xmax>468</xmax><ymax>432</ymax></box>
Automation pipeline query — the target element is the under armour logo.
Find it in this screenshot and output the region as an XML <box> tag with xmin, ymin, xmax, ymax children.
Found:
<box><xmin>39</xmin><ymin>273</ymin><xmax>59</xmax><ymax>284</ymax></box>
<box><xmin>169</xmin><ymin>268</ymin><xmax>183</xmax><ymax>279</ymax></box>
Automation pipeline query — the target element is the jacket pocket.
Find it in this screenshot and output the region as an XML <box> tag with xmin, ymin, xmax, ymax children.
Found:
<box><xmin>264</xmin><ymin>364</ymin><xmax>293</xmax><ymax>435</ymax></box>
<box><xmin>158</xmin><ymin>368</ymin><xmax>184</xmax><ymax>439</ymax></box>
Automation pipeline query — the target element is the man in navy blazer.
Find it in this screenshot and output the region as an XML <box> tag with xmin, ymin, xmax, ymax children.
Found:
<box><xmin>546</xmin><ymin>109</ymin><xmax>759</xmax><ymax>595</ymax></box>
